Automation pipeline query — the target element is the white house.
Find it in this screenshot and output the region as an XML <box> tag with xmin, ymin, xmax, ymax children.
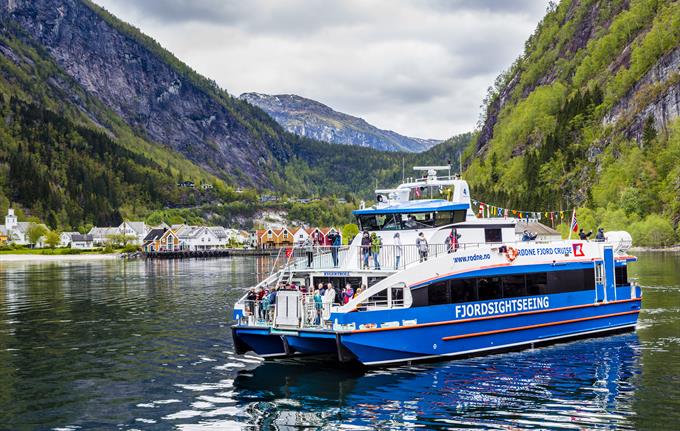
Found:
<box><xmin>70</xmin><ymin>234</ymin><xmax>95</xmax><ymax>249</ymax></box>
<box><xmin>0</xmin><ymin>208</ymin><xmax>46</xmax><ymax>246</ymax></box>
<box><xmin>290</xmin><ymin>227</ymin><xmax>310</xmax><ymax>245</ymax></box>
<box><xmin>60</xmin><ymin>231</ymin><xmax>80</xmax><ymax>248</ymax></box>
<box><xmin>178</xmin><ymin>226</ymin><xmax>221</xmax><ymax>251</ymax></box>
<box><xmin>88</xmin><ymin>227</ymin><xmax>119</xmax><ymax>245</ymax></box>
<box><xmin>118</xmin><ymin>221</ymin><xmax>148</xmax><ymax>245</ymax></box>
<box><xmin>208</xmin><ymin>226</ymin><xmax>229</xmax><ymax>248</ymax></box>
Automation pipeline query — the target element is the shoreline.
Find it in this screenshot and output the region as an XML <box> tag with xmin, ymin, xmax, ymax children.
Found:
<box><xmin>0</xmin><ymin>253</ymin><xmax>121</xmax><ymax>262</ymax></box>
<box><xmin>629</xmin><ymin>246</ymin><xmax>680</xmax><ymax>253</ymax></box>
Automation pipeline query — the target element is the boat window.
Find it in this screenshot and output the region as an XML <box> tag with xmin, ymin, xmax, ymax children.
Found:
<box><xmin>526</xmin><ymin>272</ymin><xmax>547</xmax><ymax>295</ymax></box>
<box><xmin>450</xmin><ymin>278</ymin><xmax>477</xmax><ymax>303</ymax></box>
<box><xmin>433</xmin><ymin>210</ymin><xmax>467</xmax><ymax>227</ymax></box>
<box><xmin>399</xmin><ymin>213</ymin><xmax>435</xmax><ymax>229</ymax></box>
<box><xmin>391</xmin><ymin>286</ymin><xmax>405</xmax><ymax>307</ymax></box>
<box><xmin>477</xmin><ymin>277</ymin><xmax>502</xmax><ymax>300</ymax></box>
<box><xmin>428</xmin><ymin>280</ymin><xmax>450</xmax><ymax>305</ymax></box>
<box><xmin>615</xmin><ymin>266</ymin><xmax>628</xmax><ymax>287</ymax></box>
<box><xmin>502</xmin><ymin>274</ymin><xmax>527</xmax><ymax>298</ymax></box>
<box><xmin>412</xmin><ymin>269</ymin><xmax>596</xmax><ymax>307</ymax></box>
<box><xmin>547</xmin><ymin>269</ymin><xmax>595</xmax><ymax>293</ymax></box>
<box><xmin>484</xmin><ymin>228</ymin><xmax>502</xmax><ymax>243</ymax></box>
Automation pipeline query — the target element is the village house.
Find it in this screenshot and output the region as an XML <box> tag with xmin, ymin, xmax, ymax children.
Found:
<box><xmin>88</xmin><ymin>226</ymin><xmax>119</xmax><ymax>246</ymax></box>
<box><xmin>59</xmin><ymin>231</ymin><xmax>80</xmax><ymax>248</ymax></box>
<box><xmin>118</xmin><ymin>221</ymin><xmax>148</xmax><ymax>245</ymax></box>
<box><xmin>70</xmin><ymin>234</ymin><xmax>95</xmax><ymax>249</ymax></box>
<box><xmin>177</xmin><ymin>226</ymin><xmax>221</xmax><ymax>251</ymax></box>
<box><xmin>142</xmin><ymin>228</ymin><xmax>166</xmax><ymax>253</ymax></box>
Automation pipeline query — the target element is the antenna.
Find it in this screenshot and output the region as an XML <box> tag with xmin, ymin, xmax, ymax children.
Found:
<box><xmin>458</xmin><ymin>152</ymin><xmax>462</xmax><ymax>177</ymax></box>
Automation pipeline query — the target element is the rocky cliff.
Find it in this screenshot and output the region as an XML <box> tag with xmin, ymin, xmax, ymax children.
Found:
<box><xmin>240</xmin><ymin>93</ymin><xmax>440</xmax><ymax>152</ymax></box>
<box><xmin>0</xmin><ymin>0</ymin><xmax>293</xmax><ymax>187</ymax></box>
<box><xmin>465</xmin><ymin>0</ymin><xmax>680</xmax><ymax>243</ymax></box>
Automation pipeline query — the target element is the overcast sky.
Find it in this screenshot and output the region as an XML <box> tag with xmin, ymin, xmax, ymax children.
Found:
<box><xmin>93</xmin><ymin>0</ymin><xmax>550</xmax><ymax>140</ymax></box>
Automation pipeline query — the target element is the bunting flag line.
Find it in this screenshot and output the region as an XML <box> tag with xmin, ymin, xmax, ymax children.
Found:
<box><xmin>471</xmin><ymin>198</ymin><xmax>572</xmax><ymax>225</ymax></box>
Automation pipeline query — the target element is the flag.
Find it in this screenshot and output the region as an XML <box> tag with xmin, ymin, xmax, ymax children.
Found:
<box><xmin>504</xmin><ymin>208</ymin><xmax>508</xmax><ymax>219</ymax></box>
<box><xmin>570</xmin><ymin>209</ymin><xmax>578</xmax><ymax>233</ymax></box>
<box><xmin>478</xmin><ymin>203</ymin><xmax>485</xmax><ymax>218</ymax></box>
<box><xmin>285</xmin><ymin>248</ymin><xmax>293</xmax><ymax>258</ymax></box>
<box><xmin>497</xmin><ymin>207</ymin><xmax>503</xmax><ymax>217</ymax></box>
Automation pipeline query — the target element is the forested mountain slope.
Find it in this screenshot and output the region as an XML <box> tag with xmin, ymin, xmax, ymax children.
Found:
<box><xmin>466</xmin><ymin>0</ymin><xmax>680</xmax><ymax>245</ymax></box>
<box><xmin>240</xmin><ymin>93</ymin><xmax>440</xmax><ymax>152</ymax></box>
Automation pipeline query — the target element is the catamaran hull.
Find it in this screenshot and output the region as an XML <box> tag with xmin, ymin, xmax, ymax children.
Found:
<box><xmin>232</xmin><ymin>298</ymin><xmax>640</xmax><ymax>366</ymax></box>
<box><xmin>339</xmin><ymin>300</ymin><xmax>640</xmax><ymax>365</ymax></box>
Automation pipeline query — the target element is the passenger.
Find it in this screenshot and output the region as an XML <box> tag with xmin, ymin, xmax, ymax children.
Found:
<box><xmin>313</xmin><ymin>289</ymin><xmax>323</xmax><ymax>325</ymax></box>
<box><xmin>267</xmin><ymin>287</ymin><xmax>277</xmax><ymax>321</ymax></box>
<box><xmin>303</xmin><ymin>237</ymin><xmax>314</xmax><ymax>267</ymax></box>
<box><xmin>393</xmin><ymin>232</ymin><xmax>402</xmax><ymax>269</ymax></box>
<box><xmin>445</xmin><ymin>228</ymin><xmax>461</xmax><ymax>252</ymax></box>
<box><xmin>329</xmin><ymin>231</ymin><xmax>341</xmax><ymax>267</ymax></box>
<box><xmin>521</xmin><ymin>230</ymin><xmax>538</xmax><ymax>241</ymax></box>
<box><xmin>343</xmin><ymin>283</ymin><xmax>354</xmax><ymax>304</ymax></box>
<box><xmin>595</xmin><ymin>227</ymin><xmax>605</xmax><ymax>242</ymax></box>
<box><xmin>322</xmin><ymin>286</ymin><xmax>335</xmax><ymax>314</ymax></box>
<box><xmin>578</xmin><ymin>228</ymin><xmax>592</xmax><ymax>241</ymax></box>
<box><xmin>404</xmin><ymin>215</ymin><xmax>418</xmax><ymax>229</ymax></box>
<box><xmin>354</xmin><ymin>284</ymin><xmax>366</xmax><ymax>298</ymax></box>
<box><xmin>371</xmin><ymin>233</ymin><xmax>382</xmax><ymax>270</ymax></box>
<box><xmin>416</xmin><ymin>232</ymin><xmax>429</xmax><ymax>262</ymax></box>
<box><xmin>318</xmin><ymin>282</ymin><xmax>326</xmax><ymax>296</ymax></box>
<box><xmin>361</xmin><ymin>231</ymin><xmax>371</xmax><ymax>269</ymax></box>
<box><xmin>245</xmin><ymin>288</ymin><xmax>257</xmax><ymax>315</ymax></box>
<box><xmin>332</xmin><ymin>283</ymin><xmax>343</xmax><ymax>305</ymax></box>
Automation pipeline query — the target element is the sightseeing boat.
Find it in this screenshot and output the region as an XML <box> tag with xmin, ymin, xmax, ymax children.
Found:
<box><xmin>231</xmin><ymin>166</ymin><xmax>641</xmax><ymax>366</ymax></box>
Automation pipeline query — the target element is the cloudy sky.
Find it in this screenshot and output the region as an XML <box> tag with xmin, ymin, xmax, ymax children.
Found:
<box><xmin>93</xmin><ymin>0</ymin><xmax>549</xmax><ymax>139</ymax></box>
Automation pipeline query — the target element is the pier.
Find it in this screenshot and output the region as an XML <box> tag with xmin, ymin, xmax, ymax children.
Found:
<box><xmin>144</xmin><ymin>248</ymin><xmax>280</xmax><ymax>259</ymax></box>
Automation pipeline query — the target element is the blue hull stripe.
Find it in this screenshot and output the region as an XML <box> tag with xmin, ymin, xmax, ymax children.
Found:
<box><xmin>441</xmin><ymin>309</ymin><xmax>639</xmax><ymax>341</ymax></box>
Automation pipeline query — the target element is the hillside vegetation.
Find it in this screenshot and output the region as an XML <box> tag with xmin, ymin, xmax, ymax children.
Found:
<box><xmin>466</xmin><ymin>0</ymin><xmax>680</xmax><ymax>246</ymax></box>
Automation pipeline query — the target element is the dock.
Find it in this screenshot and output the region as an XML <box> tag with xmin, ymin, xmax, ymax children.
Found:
<box><xmin>144</xmin><ymin>248</ymin><xmax>280</xmax><ymax>259</ymax></box>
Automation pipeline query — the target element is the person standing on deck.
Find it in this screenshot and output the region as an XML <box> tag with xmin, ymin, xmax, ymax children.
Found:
<box><xmin>371</xmin><ymin>232</ymin><xmax>382</xmax><ymax>270</ymax></box>
<box><xmin>595</xmin><ymin>228</ymin><xmax>605</xmax><ymax>242</ymax></box>
<box><xmin>393</xmin><ymin>232</ymin><xmax>402</xmax><ymax>269</ymax></box>
<box><xmin>445</xmin><ymin>228</ymin><xmax>461</xmax><ymax>253</ymax></box>
<box><xmin>330</xmin><ymin>231</ymin><xmax>341</xmax><ymax>267</ymax></box>
<box><xmin>303</xmin><ymin>237</ymin><xmax>314</xmax><ymax>267</ymax></box>
<box><xmin>361</xmin><ymin>231</ymin><xmax>371</xmax><ymax>269</ymax></box>
<box><xmin>343</xmin><ymin>283</ymin><xmax>354</xmax><ymax>304</ymax></box>
<box><xmin>313</xmin><ymin>289</ymin><xmax>323</xmax><ymax>325</ymax></box>
<box><xmin>416</xmin><ymin>232</ymin><xmax>429</xmax><ymax>262</ymax></box>
<box><xmin>579</xmin><ymin>228</ymin><xmax>592</xmax><ymax>241</ymax></box>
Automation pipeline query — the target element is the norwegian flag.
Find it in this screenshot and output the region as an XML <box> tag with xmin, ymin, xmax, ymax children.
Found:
<box><xmin>478</xmin><ymin>203</ymin><xmax>485</xmax><ymax>218</ymax></box>
<box><xmin>285</xmin><ymin>248</ymin><xmax>293</xmax><ymax>258</ymax></box>
<box><xmin>570</xmin><ymin>209</ymin><xmax>579</xmax><ymax>233</ymax></box>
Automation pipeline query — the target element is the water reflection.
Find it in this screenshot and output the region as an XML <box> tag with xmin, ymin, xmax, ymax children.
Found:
<box><xmin>233</xmin><ymin>334</ymin><xmax>640</xmax><ymax>430</ymax></box>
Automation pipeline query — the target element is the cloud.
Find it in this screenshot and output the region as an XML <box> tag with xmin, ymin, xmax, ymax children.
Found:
<box><xmin>92</xmin><ymin>0</ymin><xmax>549</xmax><ymax>139</ymax></box>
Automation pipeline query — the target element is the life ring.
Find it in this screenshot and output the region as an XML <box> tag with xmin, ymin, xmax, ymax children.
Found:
<box><xmin>505</xmin><ymin>246</ymin><xmax>519</xmax><ymax>262</ymax></box>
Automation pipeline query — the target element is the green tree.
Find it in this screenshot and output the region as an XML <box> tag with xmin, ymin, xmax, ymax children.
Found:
<box><xmin>342</xmin><ymin>223</ymin><xmax>360</xmax><ymax>245</ymax></box>
<box><xmin>27</xmin><ymin>223</ymin><xmax>48</xmax><ymax>247</ymax></box>
<box><xmin>45</xmin><ymin>230</ymin><xmax>61</xmax><ymax>249</ymax></box>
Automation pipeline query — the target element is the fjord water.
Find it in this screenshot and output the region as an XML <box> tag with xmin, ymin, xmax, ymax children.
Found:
<box><xmin>0</xmin><ymin>253</ymin><xmax>678</xmax><ymax>430</ymax></box>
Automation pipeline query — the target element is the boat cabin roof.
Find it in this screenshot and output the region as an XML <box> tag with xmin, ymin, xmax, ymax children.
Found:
<box><xmin>353</xmin><ymin>199</ymin><xmax>469</xmax><ymax>215</ymax></box>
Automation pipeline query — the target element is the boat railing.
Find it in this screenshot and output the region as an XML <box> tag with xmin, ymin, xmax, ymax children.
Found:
<box><xmin>355</xmin><ymin>243</ymin><xmax>448</xmax><ymax>270</ymax></box>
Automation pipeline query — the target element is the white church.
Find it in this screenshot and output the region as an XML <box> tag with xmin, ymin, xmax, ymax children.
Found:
<box><xmin>0</xmin><ymin>208</ymin><xmax>34</xmax><ymax>245</ymax></box>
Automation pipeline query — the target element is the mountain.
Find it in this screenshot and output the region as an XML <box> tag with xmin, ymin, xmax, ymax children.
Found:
<box><xmin>240</xmin><ymin>92</ymin><xmax>441</xmax><ymax>152</ymax></box>
<box><xmin>464</xmin><ymin>0</ymin><xmax>680</xmax><ymax>245</ymax></box>
<box><xmin>0</xmin><ymin>0</ymin><xmax>469</xmax><ymax>229</ymax></box>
